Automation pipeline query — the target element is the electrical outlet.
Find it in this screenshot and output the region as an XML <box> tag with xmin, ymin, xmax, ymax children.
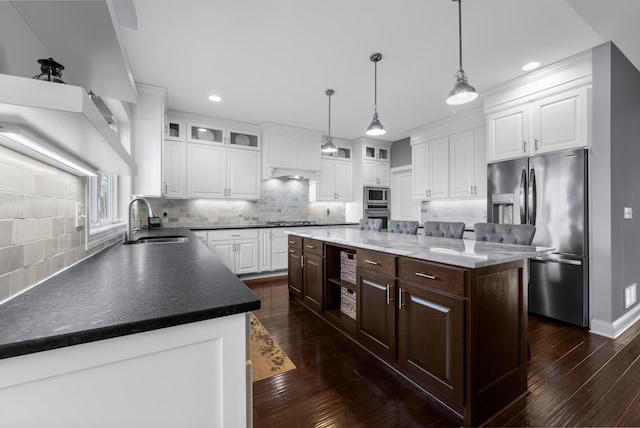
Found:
<box><xmin>75</xmin><ymin>202</ymin><xmax>85</xmax><ymax>228</ymax></box>
<box><xmin>162</xmin><ymin>209</ymin><xmax>168</xmax><ymax>217</ymax></box>
<box><xmin>624</xmin><ymin>207</ymin><xmax>633</xmax><ymax>219</ymax></box>
<box><xmin>326</xmin><ymin>208</ymin><xmax>330</xmax><ymax>215</ymax></box>
<box><xmin>625</xmin><ymin>283</ymin><xmax>637</xmax><ymax>309</ymax></box>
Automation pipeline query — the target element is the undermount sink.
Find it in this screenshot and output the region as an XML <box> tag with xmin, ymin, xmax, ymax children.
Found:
<box><xmin>128</xmin><ymin>236</ymin><xmax>189</xmax><ymax>244</ymax></box>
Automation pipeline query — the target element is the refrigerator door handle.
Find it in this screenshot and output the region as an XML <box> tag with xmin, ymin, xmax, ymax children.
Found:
<box><xmin>519</xmin><ymin>168</ymin><xmax>527</xmax><ymax>224</ymax></box>
<box><xmin>531</xmin><ymin>256</ymin><xmax>582</xmax><ymax>266</ymax></box>
<box><xmin>529</xmin><ymin>167</ymin><xmax>537</xmax><ymax>225</ymax></box>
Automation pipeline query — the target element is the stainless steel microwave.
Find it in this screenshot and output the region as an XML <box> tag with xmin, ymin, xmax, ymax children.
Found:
<box><xmin>364</xmin><ymin>186</ymin><xmax>389</xmax><ymax>206</ymax></box>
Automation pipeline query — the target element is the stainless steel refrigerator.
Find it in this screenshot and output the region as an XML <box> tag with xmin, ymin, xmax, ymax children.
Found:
<box><xmin>487</xmin><ymin>148</ymin><xmax>588</xmax><ymax>327</ymax></box>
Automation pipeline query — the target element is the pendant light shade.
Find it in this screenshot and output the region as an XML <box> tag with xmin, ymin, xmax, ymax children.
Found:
<box><xmin>366</xmin><ymin>53</ymin><xmax>386</xmax><ymax>136</ymax></box>
<box><xmin>446</xmin><ymin>0</ymin><xmax>477</xmax><ymax>106</ymax></box>
<box><xmin>321</xmin><ymin>89</ymin><xmax>337</xmax><ymax>153</ymax></box>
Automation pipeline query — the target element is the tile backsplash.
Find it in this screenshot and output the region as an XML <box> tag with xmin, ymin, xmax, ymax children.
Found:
<box><xmin>0</xmin><ymin>146</ymin><xmax>117</xmax><ymax>303</ymax></box>
<box><xmin>421</xmin><ymin>199</ymin><xmax>487</xmax><ymax>229</ymax></box>
<box><xmin>145</xmin><ymin>178</ymin><xmax>345</xmax><ymax>227</ymax></box>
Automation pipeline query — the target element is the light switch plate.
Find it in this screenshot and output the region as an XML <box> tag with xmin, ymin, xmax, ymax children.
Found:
<box><xmin>75</xmin><ymin>202</ymin><xmax>86</xmax><ymax>228</ymax></box>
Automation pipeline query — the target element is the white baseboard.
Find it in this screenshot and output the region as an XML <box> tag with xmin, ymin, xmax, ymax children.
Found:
<box><xmin>590</xmin><ymin>304</ymin><xmax>640</xmax><ymax>339</ymax></box>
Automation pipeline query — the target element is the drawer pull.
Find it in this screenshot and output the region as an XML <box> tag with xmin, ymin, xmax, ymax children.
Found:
<box><xmin>306</xmin><ymin>245</ymin><xmax>315</xmax><ymax>249</ymax></box>
<box><xmin>289</xmin><ymin>249</ymin><xmax>295</xmax><ymax>253</ymax></box>
<box><xmin>289</xmin><ymin>240</ymin><xmax>295</xmax><ymax>244</ymax></box>
<box><xmin>415</xmin><ymin>272</ymin><xmax>437</xmax><ymax>280</ymax></box>
<box><xmin>364</xmin><ymin>260</ymin><xmax>379</xmax><ymax>265</ymax></box>
<box><xmin>231</xmin><ymin>234</ymin><xmax>241</xmax><ymax>237</ymax></box>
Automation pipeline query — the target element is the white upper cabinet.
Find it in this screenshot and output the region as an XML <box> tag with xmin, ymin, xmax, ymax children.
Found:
<box><xmin>162</xmin><ymin>139</ymin><xmax>186</xmax><ymax>198</ymax></box>
<box><xmin>164</xmin><ymin>117</ymin><xmax>185</xmax><ymax>142</ymax></box>
<box><xmin>363</xmin><ymin>141</ymin><xmax>390</xmax><ymax>162</ymax></box>
<box><xmin>449</xmin><ymin>128</ymin><xmax>487</xmax><ymax>198</ymax></box>
<box><xmin>412</xmin><ymin>137</ymin><xmax>448</xmax><ymax>200</ymax></box>
<box><xmin>186</xmin><ymin>143</ymin><xmax>260</xmax><ymax>200</ymax></box>
<box><xmin>530</xmin><ymin>86</ymin><xmax>589</xmax><ymax>154</ymax></box>
<box><xmin>132</xmin><ymin>83</ymin><xmax>166</xmax><ymax>196</ymax></box>
<box><xmin>486</xmin><ymin>86</ymin><xmax>589</xmax><ymax>162</ymax></box>
<box><xmin>187</xmin><ymin>122</ymin><xmax>226</xmax><ymax>145</ymax></box>
<box><xmin>228</xmin><ymin>129</ymin><xmax>260</xmax><ymax>150</ymax></box>
<box><xmin>484</xmin><ymin>51</ymin><xmax>592</xmax><ymax>163</ymax></box>
<box><xmin>315</xmin><ymin>142</ymin><xmax>353</xmax><ymax>201</ymax></box>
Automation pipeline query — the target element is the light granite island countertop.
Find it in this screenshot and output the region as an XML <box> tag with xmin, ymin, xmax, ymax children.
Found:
<box><xmin>286</xmin><ymin>227</ymin><xmax>553</xmax><ymax>268</ymax></box>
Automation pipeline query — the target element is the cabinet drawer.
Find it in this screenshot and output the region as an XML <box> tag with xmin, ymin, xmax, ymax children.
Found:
<box><xmin>208</xmin><ymin>229</ymin><xmax>258</xmax><ymax>241</ymax></box>
<box><xmin>356</xmin><ymin>249</ymin><xmax>395</xmax><ymax>277</ymax></box>
<box><xmin>398</xmin><ymin>258</ymin><xmax>466</xmax><ymax>297</ymax></box>
<box><xmin>287</xmin><ymin>234</ymin><xmax>302</xmax><ymax>249</ymax></box>
<box><xmin>303</xmin><ymin>238</ymin><xmax>323</xmax><ymax>256</ymax></box>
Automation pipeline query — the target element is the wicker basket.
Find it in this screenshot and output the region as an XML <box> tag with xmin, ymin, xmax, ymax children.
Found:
<box><xmin>340</xmin><ymin>287</ymin><xmax>356</xmax><ymax>320</ymax></box>
<box><xmin>340</xmin><ymin>251</ymin><xmax>356</xmax><ymax>284</ymax></box>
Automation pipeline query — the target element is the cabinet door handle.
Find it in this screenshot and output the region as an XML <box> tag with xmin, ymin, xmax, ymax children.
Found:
<box><xmin>364</xmin><ymin>259</ymin><xmax>379</xmax><ymax>265</ymax></box>
<box><xmin>470</xmin><ymin>185</ymin><xmax>473</xmax><ymax>195</ymax></box>
<box><xmin>523</xmin><ymin>140</ymin><xmax>527</xmax><ymax>152</ymax></box>
<box><xmin>474</xmin><ymin>185</ymin><xmax>477</xmax><ymax>194</ymax></box>
<box><xmin>301</xmin><ymin>254</ymin><xmax>304</xmax><ymax>268</ymax></box>
<box><xmin>386</xmin><ymin>284</ymin><xmax>390</xmax><ymax>305</ymax></box>
<box><xmin>398</xmin><ymin>287</ymin><xmax>404</xmax><ymax>310</ymax></box>
<box><xmin>534</xmin><ymin>138</ymin><xmax>538</xmax><ymax>150</ymax></box>
<box><xmin>415</xmin><ymin>272</ymin><xmax>437</xmax><ymax>280</ymax></box>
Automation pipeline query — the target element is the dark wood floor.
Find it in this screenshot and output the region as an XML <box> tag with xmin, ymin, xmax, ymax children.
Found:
<box><xmin>247</xmin><ymin>278</ymin><xmax>640</xmax><ymax>427</ymax></box>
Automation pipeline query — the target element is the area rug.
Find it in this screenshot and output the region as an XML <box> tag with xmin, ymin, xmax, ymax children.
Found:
<box><xmin>250</xmin><ymin>312</ymin><xmax>296</xmax><ymax>382</ymax></box>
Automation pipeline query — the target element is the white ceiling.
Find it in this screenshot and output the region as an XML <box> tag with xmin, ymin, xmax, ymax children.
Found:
<box><xmin>121</xmin><ymin>0</ymin><xmax>640</xmax><ymax>142</ymax></box>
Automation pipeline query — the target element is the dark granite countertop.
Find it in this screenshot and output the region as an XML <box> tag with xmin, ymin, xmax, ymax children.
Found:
<box><xmin>188</xmin><ymin>222</ymin><xmax>358</xmax><ymax>231</ymax></box>
<box><xmin>0</xmin><ymin>228</ymin><xmax>260</xmax><ymax>360</ymax></box>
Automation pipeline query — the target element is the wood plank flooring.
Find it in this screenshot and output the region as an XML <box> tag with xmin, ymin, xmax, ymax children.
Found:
<box><xmin>247</xmin><ymin>278</ymin><xmax>640</xmax><ymax>427</ymax></box>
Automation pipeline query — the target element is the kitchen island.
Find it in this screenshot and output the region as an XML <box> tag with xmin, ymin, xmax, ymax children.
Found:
<box><xmin>286</xmin><ymin>228</ymin><xmax>552</xmax><ymax>427</ymax></box>
<box><xmin>0</xmin><ymin>228</ymin><xmax>260</xmax><ymax>428</ymax></box>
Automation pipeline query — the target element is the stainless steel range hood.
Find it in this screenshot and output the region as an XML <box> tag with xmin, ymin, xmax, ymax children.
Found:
<box><xmin>0</xmin><ymin>73</ymin><xmax>137</xmax><ymax>175</ymax></box>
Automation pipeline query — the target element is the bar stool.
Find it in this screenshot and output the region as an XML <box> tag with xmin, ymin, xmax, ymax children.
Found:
<box><xmin>359</xmin><ymin>218</ymin><xmax>383</xmax><ymax>231</ymax></box>
<box><xmin>423</xmin><ymin>221</ymin><xmax>465</xmax><ymax>239</ymax></box>
<box><xmin>387</xmin><ymin>220</ymin><xmax>419</xmax><ymax>235</ymax></box>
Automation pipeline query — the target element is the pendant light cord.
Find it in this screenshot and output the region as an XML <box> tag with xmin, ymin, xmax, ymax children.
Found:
<box><xmin>328</xmin><ymin>92</ymin><xmax>332</xmax><ymax>137</ymax></box>
<box><xmin>374</xmin><ymin>60</ymin><xmax>378</xmax><ymax>113</ymax></box>
<box><xmin>457</xmin><ymin>0</ymin><xmax>463</xmax><ymax>73</ymax></box>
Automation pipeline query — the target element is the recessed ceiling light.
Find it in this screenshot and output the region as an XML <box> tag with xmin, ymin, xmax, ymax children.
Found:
<box><xmin>522</xmin><ymin>61</ymin><xmax>541</xmax><ymax>71</ymax></box>
<box><xmin>208</xmin><ymin>94</ymin><xmax>222</xmax><ymax>102</ymax></box>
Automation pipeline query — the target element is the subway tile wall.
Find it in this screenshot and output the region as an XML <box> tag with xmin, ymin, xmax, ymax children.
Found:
<box><xmin>421</xmin><ymin>199</ymin><xmax>487</xmax><ymax>229</ymax></box>
<box><xmin>144</xmin><ymin>178</ymin><xmax>346</xmax><ymax>227</ymax></box>
<box><xmin>0</xmin><ymin>146</ymin><xmax>119</xmax><ymax>303</ymax></box>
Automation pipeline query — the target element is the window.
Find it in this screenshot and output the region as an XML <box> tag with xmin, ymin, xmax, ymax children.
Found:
<box><xmin>88</xmin><ymin>174</ymin><xmax>125</xmax><ymax>247</ymax></box>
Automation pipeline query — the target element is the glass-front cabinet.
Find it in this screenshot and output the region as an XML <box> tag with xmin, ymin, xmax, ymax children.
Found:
<box><xmin>364</xmin><ymin>143</ymin><xmax>389</xmax><ymax>161</ymax></box>
<box><xmin>187</xmin><ymin>122</ymin><xmax>225</xmax><ymax>145</ymax></box>
<box><xmin>228</xmin><ymin>129</ymin><xmax>260</xmax><ymax>150</ymax></box>
<box><xmin>165</xmin><ymin>117</ymin><xmax>185</xmax><ymax>141</ymax></box>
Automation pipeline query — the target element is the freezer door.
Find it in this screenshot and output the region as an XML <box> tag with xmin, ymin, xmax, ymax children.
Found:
<box><xmin>487</xmin><ymin>158</ymin><xmax>529</xmax><ymax>225</ymax></box>
<box><xmin>529</xmin><ymin>254</ymin><xmax>588</xmax><ymax>327</ymax></box>
<box><xmin>529</xmin><ymin>149</ymin><xmax>587</xmax><ymax>254</ymax></box>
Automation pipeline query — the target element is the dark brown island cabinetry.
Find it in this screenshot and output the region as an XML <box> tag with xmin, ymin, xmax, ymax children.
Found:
<box><xmin>287</xmin><ymin>235</ymin><xmax>303</xmax><ymax>297</ymax></box>
<box><xmin>287</xmin><ymin>232</ymin><xmax>531</xmax><ymax>427</ymax></box>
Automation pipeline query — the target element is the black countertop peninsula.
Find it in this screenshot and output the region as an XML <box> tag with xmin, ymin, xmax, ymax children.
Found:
<box><xmin>0</xmin><ymin>228</ymin><xmax>260</xmax><ymax>360</ymax></box>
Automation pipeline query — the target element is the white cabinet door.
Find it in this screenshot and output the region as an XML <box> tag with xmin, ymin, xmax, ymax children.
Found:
<box><xmin>334</xmin><ymin>160</ymin><xmax>353</xmax><ymax>201</ymax></box>
<box><xmin>235</xmin><ymin>239</ymin><xmax>259</xmax><ymax>275</ymax></box>
<box><xmin>363</xmin><ymin>160</ymin><xmax>379</xmax><ymax>186</ymax></box>
<box><xmin>377</xmin><ymin>161</ymin><xmax>390</xmax><ymax>186</ymax></box>
<box><xmin>271</xmin><ymin>229</ymin><xmax>288</xmax><ymax>271</ymax></box>
<box><xmin>162</xmin><ymin>140</ymin><xmax>186</xmax><ymax>198</ymax></box>
<box><xmin>207</xmin><ymin>240</ymin><xmax>235</xmax><ymax>272</ymax></box>
<box><xmin>449</xmin><ymin>131</ymin><xmax>475</xmax><ymax>199</ymax></box>
<box><xmin>473</xmin><ymin>129</ymin><xmax>487</xmax><ymax>197</ymax></box>
<box><xmin>258</xmin><ymin>229</ymin><xmax>272</xmax><ymax>273</ymax></box>
<box><xmin>227</xmin><ymin>148</ymin><xmax>261</xmax><ymax>200</ymax></box>
<box><xmin>132</xmin><ymin>86</ymin><xmax>165</xmax><ymax>196</ymax></box>
<box><xmin>317</xmin><ymin>159</ymin><xmax>336</xmax><ymax>200</ymax></box>
<box><xmin>187</xmin><ymin>143</ymin><xmax>226</xmax><ymax>198</ymax></box>
<box><xmin>531</xmin><ymin>86</ymin><xmax>589</xmax><ymax>154</ymax></box>
<box><xmin>486</xmin><ymin>105</ymin><xmax>529</xmax><ymax>162</ymax></box>
<box><xmin>429</xmin><ymin>137</ymin><xmax>449</xmax><ymax>199</ymax></box>
<box><xmin>412</xmin><ymin>143</ymin><xmax>430</xmax><ymax>200</ymax></box>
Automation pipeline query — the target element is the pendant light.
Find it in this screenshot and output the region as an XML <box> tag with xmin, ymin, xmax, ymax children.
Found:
<box><xmin>321</xmin><ymin>89</ymin><xmax>337</xmax><ymax>153</ymax></box>
<box><xmin>446</xmin><ymin>0</ymin><xmax>478</xmax><ymax>105</ymax></box>
<box><xmin>366</xmin><ymin>53</ymin><xmax>386</xmax><ymax>136</ymax></box>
